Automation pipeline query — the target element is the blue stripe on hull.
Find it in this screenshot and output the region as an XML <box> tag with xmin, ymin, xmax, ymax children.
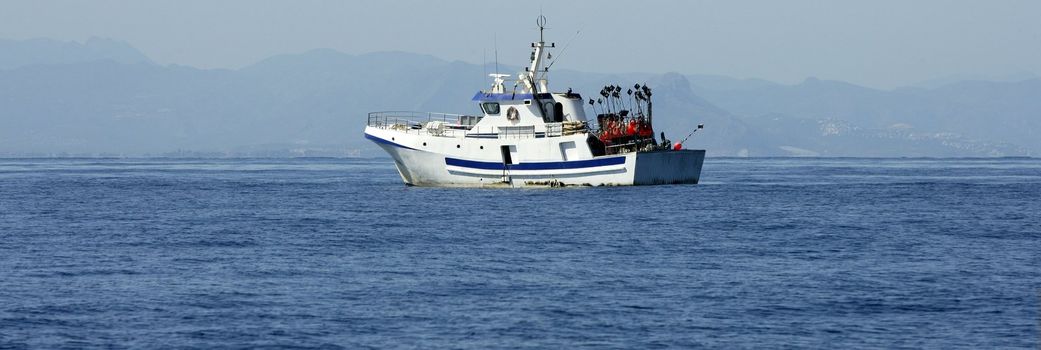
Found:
<box><xmin>365</xmin><ymin>133</ymin><xmax>415</xmax><ymax>150</ymax></box>
<box><xmin>465</xmin><ymin>132</ymin><xmax>547</xmax><ymax>139</ymax></box>
<box><xmin>446</xmin><ymin>156</ymin><xmax>625</xmax><ymax>170</ymax></box>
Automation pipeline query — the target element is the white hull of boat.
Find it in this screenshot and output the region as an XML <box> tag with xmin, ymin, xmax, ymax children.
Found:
<box><xmin>365</xmin><ymin>127</ymin><xmax>704</xmax><ymax>187</ymax></box>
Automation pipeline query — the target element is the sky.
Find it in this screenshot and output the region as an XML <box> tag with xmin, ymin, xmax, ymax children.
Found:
<box><xmin>2</xmin><ymin>0</ymin><xmax>1040</xmax><ymax>89</ymax></box>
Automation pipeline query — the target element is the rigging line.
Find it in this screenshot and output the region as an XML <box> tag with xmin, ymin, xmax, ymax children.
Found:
<box><xmin>679</xmin><ymin>125</ymin><xmax>705</xmax><ymax>145</ymax></box>
<box><xmin>494</xmin><ymin>33</ymin><xmax>499</xmax><ymax>77</ymax></box>
<box><xmin>538</xmin><ymin>29</ymin><xmax>581</xmax><ymax>82</ymax></box>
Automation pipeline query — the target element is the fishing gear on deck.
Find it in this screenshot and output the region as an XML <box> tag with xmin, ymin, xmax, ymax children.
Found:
<box><xmin>591</xmin><ymin>82</ymin><xmax>660</xmax><ymax>153</ymax></box>
<box><xmin>626</xmin><ymin>88</ymin><xmax>634</xmax><ymax>113</ymax></box>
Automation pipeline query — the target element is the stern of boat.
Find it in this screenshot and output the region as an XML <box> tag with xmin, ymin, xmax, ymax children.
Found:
<box><xmin>632</xmin><ymin>149</ymin><xmax>705</xmax><ymax>185</ymax></box>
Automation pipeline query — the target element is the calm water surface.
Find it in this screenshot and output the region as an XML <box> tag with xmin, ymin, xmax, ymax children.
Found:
<box><xmin>1</xmin><ymin>158</ymin><xmax>1039</xmax><ymax>348</ymax></box>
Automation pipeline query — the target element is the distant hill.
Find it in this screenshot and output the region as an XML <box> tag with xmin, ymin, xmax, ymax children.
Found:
<box><xmin>689</xmin><ymin>76</ymin><xmax>1040</xmax><ymax>156</ymax></box>
<box><xmin>0</xmin><ymin>37</ymin><xmax>153</xmax><ymax>70</ymax></box>
<box><xmin>0</xmin><ymin>38</ymin><xmax>1037</xmax><ymax>157</ymax></box>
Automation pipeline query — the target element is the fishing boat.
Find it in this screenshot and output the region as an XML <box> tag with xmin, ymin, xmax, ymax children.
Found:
<box><xmin>363</xmin><ymin>16</ymin><xmax>705</xmax><ymax>187</ymax></box>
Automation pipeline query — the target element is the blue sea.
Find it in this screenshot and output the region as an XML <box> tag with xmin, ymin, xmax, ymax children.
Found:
<box><xmin>1</xmin><ymin>157</ymin><xmax>1039</xmax><ymax>348</ymax></box>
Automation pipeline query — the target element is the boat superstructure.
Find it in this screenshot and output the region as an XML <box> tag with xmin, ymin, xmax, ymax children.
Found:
<box><xmin>363</xmin><ymin>16</ymin><xmax>705</xmax><ymax>187</ymax></box>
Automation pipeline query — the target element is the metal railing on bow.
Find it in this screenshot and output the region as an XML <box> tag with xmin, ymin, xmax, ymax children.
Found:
<box><xmin>366</xmin><ymin>111</ymin><xmax>484</xmax><ymax>137</ymax></box>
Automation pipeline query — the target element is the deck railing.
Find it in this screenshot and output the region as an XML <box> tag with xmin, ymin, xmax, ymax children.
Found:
<box><xmin>365</xmin><ymin>111</ymin><xmax>588</xmax><ymax>138</ymax></box>
<box><xmin>366</xmin><ymin>111</ymin><xmax>474</xmax><ymax>128</ymax></box>
<box><xmin>545</xmin><ymin>122</ymin><xmax>563</xmax><ymax>137</ymax></box>
<box><xmin>498</xmin><ymin>125</ymin><xmax>536</xmax><ymax>139</ymax></box>
<box><xmin>367</xmin><ymin>111</ymin><xmax>489</xmax><ymax>137</ymax></box>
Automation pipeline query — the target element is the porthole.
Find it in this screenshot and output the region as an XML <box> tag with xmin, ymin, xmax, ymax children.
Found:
<box><xmin>480</xmin><ymin>146</ymin><xmax>484</xmax><ymax>150</ymax></box>
<box><xmin>391</xmin><ymin>137</ymin><xmax>395</xmax><ymax>141</ymax></box>
<box><xmin>423</xmin><ymin>142</ymin><xmax>427</xmax><ymax>146</ymax></box>
<box><xmin>456</xmin><ymin>145</ymin><xmax>461</xmax><ymax>148</ymax></box>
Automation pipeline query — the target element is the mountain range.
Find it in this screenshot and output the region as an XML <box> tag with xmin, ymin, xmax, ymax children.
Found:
<box><xmin>1</xmin><ymin>37</ymin><xmax>1038</xmax><ymax>157</ymax></box>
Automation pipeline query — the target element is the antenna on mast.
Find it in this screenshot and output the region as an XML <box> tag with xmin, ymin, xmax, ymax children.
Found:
<box><xmin>537</xmin><ymin>14</ymin><xmax>547</xmax><ymax>43</ymax></box>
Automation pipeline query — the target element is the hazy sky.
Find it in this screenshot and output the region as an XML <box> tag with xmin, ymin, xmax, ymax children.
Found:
<box><xmin>2</xmin><ymin>0</ymin><xmax>1039</xmax><ymax>89</ymax></box>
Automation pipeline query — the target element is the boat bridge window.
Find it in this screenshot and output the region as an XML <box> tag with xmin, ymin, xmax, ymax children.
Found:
<box><xmin>542</xmin><ymin>102</ymin><xmax>565</xmax><ymax>122</ymax></box>
<box><xmin>482</xmin><ymin>102</ymin><xmax>500</xmax><ymax>115</ymax></box>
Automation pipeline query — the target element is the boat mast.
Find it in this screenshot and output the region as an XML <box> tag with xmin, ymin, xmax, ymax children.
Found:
<box><xmin>525</xmin><ymin>15</ymin><xmax>553</xmax><ymax>93</ymax></box>
<box><xmin>524</xmin><ymin>15</ymin><xmax>555</xmax><ymax>121</ymax></box>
